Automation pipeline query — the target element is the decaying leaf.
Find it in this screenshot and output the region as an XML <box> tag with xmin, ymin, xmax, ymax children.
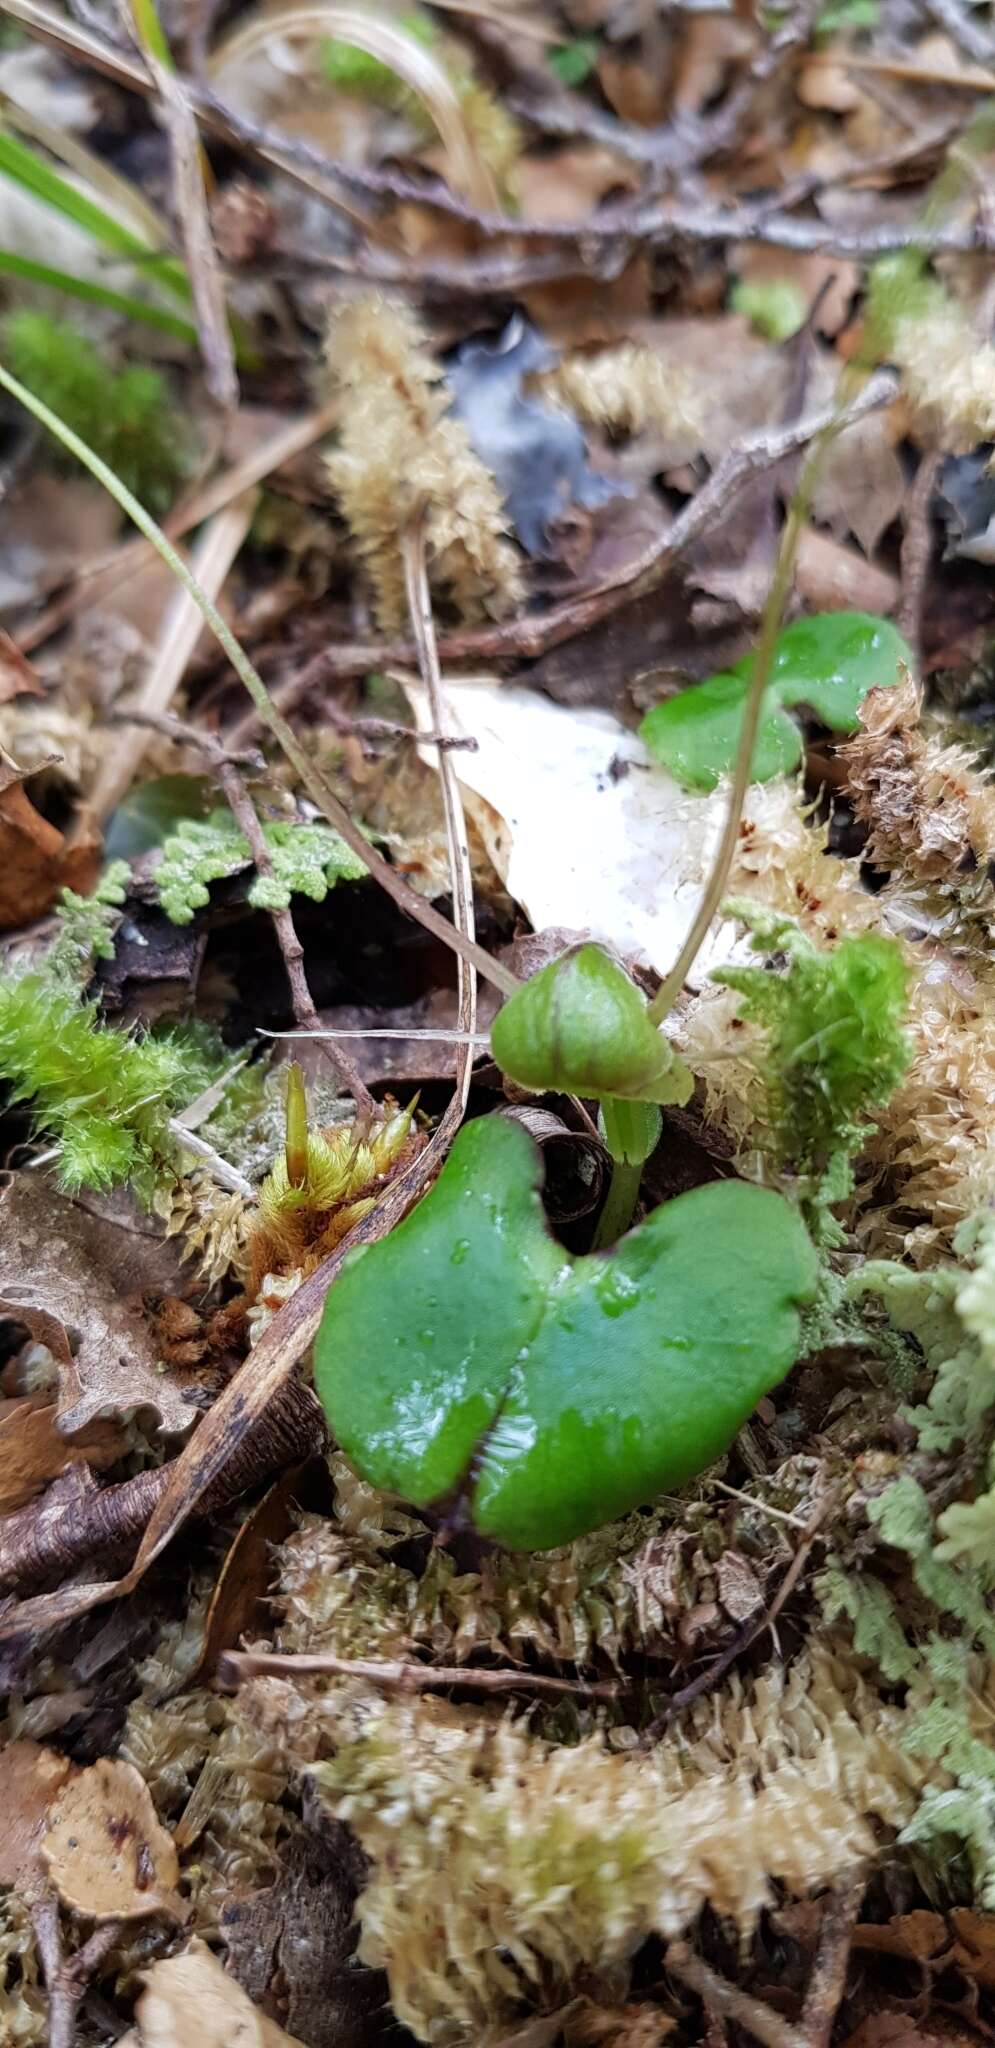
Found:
<box><xmin>0</xmin><ymin>1396</ymin><xmax>123</xmax><ymax>1515</ymax></box>
<box><xmin>125</xmin><ymin>1937</ymin><xmax>305</xmax><ymax>2047</ymax></box>
<box><xmin>42</xmin><ymin>1756</ymin><xmax>185</xmax><ymax>1922</ymax></box>
<box><xmin>0</xmin><ymin>631</ymin><xmax>44</xmax><ymax>706</ymax></box>
<box><xmin>0</xmin><ymin>749</ymin><xmax>101</xmax><ymax>932</ymax></box>
<box><xmin>0</xmin><ymin>1739</ymin><xmax>72</xmax><ymax>1890</ymax></box>
<box><xmin>0</xmin><ymin>1175</ymin><xmax>200</xmax><ymax>1439</ymax></box>
<box><xmin>402</xmin><ymin>675</ymin><xmax>732</xmax><ymax>981</ymax></box>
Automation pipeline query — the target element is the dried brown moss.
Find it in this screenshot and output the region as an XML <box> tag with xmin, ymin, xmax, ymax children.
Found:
<box><xmin>675</xmin><ymin>778</ymin><xmax>995</xmax><ymax>1256</ymax></box>
<box><xmin>236</xmin><ymin>1645</ymin><xmax>928</xmax><ymax>2046</ymax></box>
<box><xmin>325</xmin><ymin>297</ymin><xmax>524</xmax><ymax>631</ymax></box>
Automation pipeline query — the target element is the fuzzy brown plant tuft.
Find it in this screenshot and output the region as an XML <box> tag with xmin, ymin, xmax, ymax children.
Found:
<box><xmin>842</xmin><ymin>676</ymin><xmax>995</xmax><ymax>901</ymax></box>
<box><xmin>541</xmin><ymin>345</ymin><xmax>705</xmax><ymax>452</ymax></box>
<box><xmin>325</xmin><ymin>296</ymin><xmax>524</xmax><ymax>630</ymax></box>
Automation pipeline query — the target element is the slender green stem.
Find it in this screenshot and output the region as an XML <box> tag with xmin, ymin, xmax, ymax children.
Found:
<box><xmin>647</xmin><ymin>410</ymin><xmax>845</xmax><ymax>1028</ymax></box>
<box><xmin>0</xmin><ymin>360</ymin><xmax>518</xmax><ymax>1000</ymax></box>
<box><xmin>592</xmin><ymin>1155</ymin><xmax>643</xmax><ymax>1250</ymax></box>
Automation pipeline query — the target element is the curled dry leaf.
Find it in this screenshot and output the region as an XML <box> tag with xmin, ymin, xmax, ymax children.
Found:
<box><xmin>0</xmin><ymin>1396</ymin><xmax>123</xmax><ymax>1515</ymax></box>
<box><xmin>129</xmin><ymin>1938</ymin><xmax>305</xmax><ymax>2048</ymax></box>
<box><xmin>42</xmin><ymin>1756</ymin><xmax>186</xmax><ymax>1922</ymax></box>
<box><xmin>0</xmin><ymin>1175</ymin><xmax>200</xmax><ymax>1439</ymax></box>
<box><xmin>0</xmin><ymin>1738</ymin><xmax>72</xmax><ymax>1889</ymax></box>
<box><xmin>0</xmin><ymin>744</ymin><xmax>101</xmax><ymax>932</ymax></box>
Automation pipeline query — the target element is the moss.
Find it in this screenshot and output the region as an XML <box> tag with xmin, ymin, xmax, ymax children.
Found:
<box><xmin>2</xmin><ymin>311</ymin><xmax>189</xmax><ymax>508</ymax></box>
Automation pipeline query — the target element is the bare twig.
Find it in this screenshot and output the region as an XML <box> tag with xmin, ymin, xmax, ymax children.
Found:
<box><xmin>665</xmin><ymin>1943</ymin><xmax>800</xmax><ymax>2048</ymax></box>
<box><xmin>643</xmin><ymin>1492</ymin><xmax>836</xmax><ymax>1741</ymax></box>
<box><xmin>129</xmin><ymin>17</ymin><xmax>238</xmax><ymax>411</ymax></box>
<box><xmin>113</xmin><ymin>707</ymin><xmax>374</xmax><ymax>1111</ymax></box>
<box><xmin>800</xmin><ymin>1868</ymin><xmax>867</xmax><ymax>2048</ymax></box>
<box><xmin>45</xmin><ymin>1918</ymin><xmax>124</xmax><ymax>2048</ymax></box>
<box><xmin>924</xmin><ymin>0</ymin><xmax>995</xmax><ymax>64</ymax></box>
<box><xmin>899</xmin><ymin>449</ymin><xmax>942</xmax><ymax>657</ymax></box>
<box><xmin>0</xmin><ymin>1378</ymin><xmax>324</xmax><ymax>1599</ymax></box>
<box><xmin>402</xmin><ymin>519</ymin><xmax>476</xmax><ymax>1123</ymax></box>
<box><xmin>229</xmin><ymin>374</ymin><xmax>898</xmax><ymax>748</ymax></box>
<box><xmin>87</xmin><ymin>494</ymin><xmax>257</xmax><ymax>825</ymax></box>
<box><xmin>167</xmin><ymin>1118</ymin><xmax>256</xmax><ymax>1196</ymax></box>
<box><xmin>220</xmin><ymin>1646</ymin><xmax>625</xmax><ymax>1702</ymax></box>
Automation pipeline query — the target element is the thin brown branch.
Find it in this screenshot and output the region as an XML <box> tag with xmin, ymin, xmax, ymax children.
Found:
<box><xmin>925</xmin><ymin>0</ymin><xmax>995</xmax><ymax>63</ymax></box>
<box><xmin>46</xmin><ymin>1919</ymin><xmax>123</xmax><ymax>2048</ymax></box>
<box><xmin>229</xmin><ymin>373</ymin><xmax>898</xmax><ymax>750</ymax></box>
<box><xmin>113</xmin><ymin>707</ymin><xmax>374</xmax><ymax>1113</ymax></box>
<box><xmin>402</xmin><ymin>518</ymin><xmax>476</xmax><ymax>1123</ymax></box>
<box><xmin>132</xmin><ymin>27</ymin><xmax>238</xmax><ymax>411</ymax></box>
<box><xmin>0</xmin><ymin>1379</ymin><xmax>324</xmax><ymax>1598</ymax></box>
<box><xmin>800</xmin><ymin>1868</ymin><xmax>867</xmax><ymax>2048</ymax></box>
<box><xmin>220</xmin><ymin>1646</ymin><xmax>625</xmax><ymax>1702</ymax></box>
<box><xmin>898</xmin><ymin>449</ymin><xmax>942</xmax><ymax>656</ymax></box>
<box><xmin>643</xmin><ymin>1491</ymin><xmax>836</xmax><ymax>1741</ymax></box>
<box><xmin>665</xmin><ymin>1944</ymin><xmax>800</xmax><ymax>2048</ymax></box>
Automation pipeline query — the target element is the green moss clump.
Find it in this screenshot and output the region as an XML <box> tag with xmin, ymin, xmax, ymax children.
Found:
<box><xmin>154</xmin><ymin>809</ymin><xmax>366</xmax><ymax>924</ymax></box>
<box><xmin>2</xmin><ymin>311</ymin><xmax>189</xmax><ymax>508</ymax></box>
<box><xmin>0</xmin><ymin>971</ymin><xmax>206</xmax><ymax>1199</ymax></box>
<box><xmin>715</xmin><ymin>905</ymin><xmax>911</xmax><ymax>1185</ymax></box>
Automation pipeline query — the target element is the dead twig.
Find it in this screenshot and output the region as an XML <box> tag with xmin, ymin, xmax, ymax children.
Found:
<box><xmin>643</xmin><ymin>1491</ymin><xmax>836</xmax><ymax>1741</ymax></box>
<box><xmin>230</xmin><ymin>373</ymin><xmax>898</xmax><ymax>747</ymax></box>
<box><xmin>128</xmin><ymin>18</ymin><xmax>238</xmax><ymax>412</ymax></box>
<box><xmin>0</xmin><ymin>1378</ymin><xmax>324</xmax><ymax>1598</ymax></box>
<box><xmin>898</xmin><ymin>449</ymin><xmax>942</xmax><ymax>656</ymax></box>
<box><xmin>800</xmin><ymin>1867</ymin><xmax>867</xmax><ymax>2048</ymax></box>
<box><xmin>113</xmin><ymin>705</ymin><xmax>374</xmax><ymax>1111</ymax></box>
<box><xmin>665</xmin><ymin>1943</ymin><xmax>800</xmax><ymax>2048</ymax></box>
<box><xmin>220</xmin><ymin>1646</ymin><xmax>625</xmax><ymax>1703</ymax></box>
<box><xmin>402</xmin><ymin>517</ymin><xmax>476</xmax><ymax>1125</ymax></box>
<box><xmin>87</xmin><ymin>494</ymin><xmax>257</xmax><ymax>826</ymax></box>
<box><xmin>921</xmin><ymin>0</ymin><xmax>995</xmax><ymax>66</ymax></box>
<box><xmin>36</xmin><ymin>1908</ymin><xmax>124</xmax><ymax>2048</ymax></box>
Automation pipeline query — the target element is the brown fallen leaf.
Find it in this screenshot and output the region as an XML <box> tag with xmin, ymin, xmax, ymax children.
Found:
<box><xmin>0</xmin><ymin>1738</ymin><xmax>72</xmax><ymax>1889</ymax></box>
<box><xmin>852</xmin><ymin>1911</ymin><xmax>949</xmax><ymax>1966</ymax></box>
<box><xmin>42</xmin><ymin>1757</ymin><xmax>186</xmax><ymax>1922</ymax></box>
<box><xmin>128</xmin><ymin>1939</ymin><xmax>306</xmax><ymax>2048</ymax></box>
<box><xmin>0</xmin><ymin>1396</ymin><xmax>123</xmax><ymax>1515</ymax></box>
<box><xmin>187</xmin><ymin>1456</ymin><xmax>333</xmax><ymax>1690</ymax></box>
<box><xmin>0</xmin><ymin>754</ymin><xmax>101</xmax><ymax>930</ymax></box>
<box><xmin>949</xmin><ymin>1908</ymin><xmax>995</xmax><ymax>1991</ymax></box>
<box><xmin>0</xmin><ymin>1176</ymin><xmax>200</xmax><ymax>1440</ymax></box>
<box><xmin>795</xmin><ymin>527</ymin><xmax>900</xmax><ymax>617</ymax></box>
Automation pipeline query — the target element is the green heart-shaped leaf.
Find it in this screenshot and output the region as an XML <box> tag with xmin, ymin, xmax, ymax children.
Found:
<box><xmin>490</xmin><ymin>944</ymin><xmax>694</xmax><ymax>1106</ymax></box>
<box><xmin>640</xmin><ymin>610</ymin><xmax>912</xmax><ymax>793</ymax></box>
<box><xmin>314</xmin><ymin>1117</ymin><xmax>818</xmax><ymax>1551</ymax></box>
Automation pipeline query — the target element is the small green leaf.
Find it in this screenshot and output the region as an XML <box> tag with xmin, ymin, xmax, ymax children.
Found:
<box><xmin>640</xmin><ymin>610</ymin><xmax>912</xmax><ymax>793</ymax></box>
<box><xmin>548</xmin><ymin>37</ymin><xmax>599</xmax><ymax>85</ymax></box>
<box><xmin>490</xmin><ymin>944</ymin><xmax>693</xmax><ymax>1106</ymax></box>
<box><xmin>314</xmin><ymin>1117</ymin><xmax>818</xmax><ymax>1551</ymax></box>
<box><xmin>154</xmin><ymin>809</ymin><xmax>367</xmax><ymax>924</ymax></box>
<box><xmin>599</xmin><ymin>1098</ymin><xmax>662</xmax><ymax>1167</ymax></box>
<box><xmin>730</xmin><ymin>278</ymin><xmax>808</xmax><ymax>342</ymax></box>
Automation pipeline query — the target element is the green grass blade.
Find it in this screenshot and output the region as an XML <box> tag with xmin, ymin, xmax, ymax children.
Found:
<box><xmin>0</xmin><ymin>128</ymin><xmax>190</xmax><ymax>303</ymax></box>
<box><xmin>0</xmin><ymin>251</ymin><xmax>199</xmax><ymax>341</ymax></box>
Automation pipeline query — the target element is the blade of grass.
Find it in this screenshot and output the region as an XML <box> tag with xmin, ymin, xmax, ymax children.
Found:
<box><xmin>1</xmin><ymin>86</ymin><xmax>174</xmax><ymax>251</ymax></box>
<box><xmin>0</xmin><ymin>127</ymin><xmax>190</xmax><ymax>303</ymax></box>
<box><xmin>209</xmin><ymin>3</ymin><xmax>501</xmax><ymax>209</ymax></box>
<box><xmin>0</xmin><ymin>252</ymin><xmax>198</xmax><ymax>341</ymax></box>
<box><xmin>0</xmin><ymin>357</ymin><xmax>518</xmax><ymax>997</ymax></box>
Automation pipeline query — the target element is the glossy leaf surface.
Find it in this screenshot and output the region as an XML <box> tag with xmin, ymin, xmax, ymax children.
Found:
<box><xmin>640</xmin><ymin>611</ymin><xmax>911</xmax><ymax>793</ymax></box>
<box><xmin>314</xmin><ymin>1117</ymin><xmax>818</xmax><ymax>1550</ymax></box>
